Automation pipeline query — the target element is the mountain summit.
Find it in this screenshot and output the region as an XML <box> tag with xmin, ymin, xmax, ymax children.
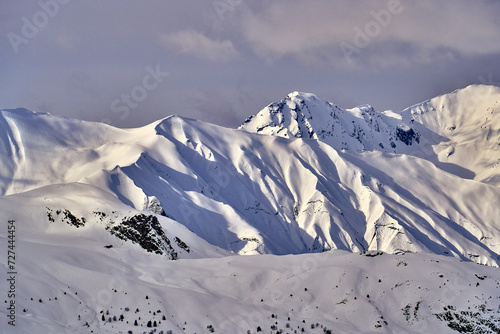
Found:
<box><xmin>239</xmin><ymin>91</ymin><xmax>421</xmax><ymax>153</ymax></box>
<box><xmin>241</xmin><ymin>85</ymin><xmax>500</xmax><ymax>185</ymax></box>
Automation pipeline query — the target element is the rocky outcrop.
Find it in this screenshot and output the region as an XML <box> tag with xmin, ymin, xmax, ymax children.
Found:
<box><xmin>106</xmin><ymin>214</ymin><xmax>178</xmax><ymax>259</ymax></box>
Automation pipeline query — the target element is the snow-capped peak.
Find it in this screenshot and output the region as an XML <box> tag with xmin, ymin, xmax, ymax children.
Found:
<box><xmin>239</xmin><ymin>92</ymin><xmax>421</xmax><ymax>153</ymax></box>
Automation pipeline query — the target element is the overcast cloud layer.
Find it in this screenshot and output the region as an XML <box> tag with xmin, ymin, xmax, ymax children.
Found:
<box><xmin>1</xmin><ymin>0</ymin><xmax>499</xmax><ymax>128</ymax></box>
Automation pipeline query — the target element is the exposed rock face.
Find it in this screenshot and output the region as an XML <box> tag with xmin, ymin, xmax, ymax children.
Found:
<box><xmin>174</xmin><ymin>236</ymin><xmax>190</xmax><ymax>253</ymax></box>
<box><xmin>46</xmin><ymin>207</ymin><xmax>85</xmax><ymax>228</ymax></box>
<box><xmin>107</xmin><ymin>214</ymin><xmax>178</xmax><ymax>259</ymax></box>
<box><xmin>395</xmin><ymin>127</ymin><xmax>420</xmax><ymax>146</ymax></box>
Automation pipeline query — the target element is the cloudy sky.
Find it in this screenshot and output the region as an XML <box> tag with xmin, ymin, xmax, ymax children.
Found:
<box><xmin>1</xmin><ymin>0</ymin><xmax>499</xmax><ymax>128</ymax></box>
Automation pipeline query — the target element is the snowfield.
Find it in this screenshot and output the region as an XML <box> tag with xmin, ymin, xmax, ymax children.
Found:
<box><xmin>1</xmin><ymin>84</ymin><xmax>500</xmax><ymax>333</ymax></box>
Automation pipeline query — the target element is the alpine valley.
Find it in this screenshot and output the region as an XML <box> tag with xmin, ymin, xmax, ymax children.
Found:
<box><xmin>1</xmin><ymin>84</ymin><xmax>500</xmax><ymax>334</ymax></box>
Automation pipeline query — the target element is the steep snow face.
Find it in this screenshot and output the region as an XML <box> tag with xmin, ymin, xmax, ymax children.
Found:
<box><xmin>402</xmin><ymin>84</ymin><xmax>500</xmax><ymax>185</ymax></box>
<box><xmin>239</xmin><ymin>91</ymin><xmax>422</xmax><ymax>153</ymax></box>
<box><xmin>149</xmin><ymin>116</ymin><xmax>500</xmax><ymax>264</ymax></box>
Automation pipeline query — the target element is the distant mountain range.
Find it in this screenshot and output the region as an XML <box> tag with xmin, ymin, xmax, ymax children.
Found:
<box><xmin>1</xmin><ymin>84</ymin><xmax>500</xmax><ymax>333</ymax></box>
<box><xmin>1</xmin><ymin>84</ymin><xmax>499</xmax><ymax>262</ymax></box>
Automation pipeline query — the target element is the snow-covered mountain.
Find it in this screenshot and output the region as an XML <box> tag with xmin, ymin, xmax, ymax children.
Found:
<box><xmin>2</xmin><ymin>86</ymin><xmax>500</xmax><ymax>262</ymax></box>
<box><xmin>401</xmin><ymin>84</ymin><xmax>500</xmax><ymax>185</ymax></box>
<box><xmin>240</xmin><ymin>85</ymin><xmax>500</xmax><ymax>186</ymax></box>
<box><xmin>1</xmin><ymin>85</ymin><xmax>500</xmax><ymax>333</ymax></box>
<box><xmin>239</xmin><ymin>91</ymin><xmax>422</xmax><ymax>153</ymax></box>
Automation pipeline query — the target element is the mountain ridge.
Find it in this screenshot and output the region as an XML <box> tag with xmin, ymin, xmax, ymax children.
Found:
<box><xmin>0</xmin><ymin>84</ymin><xmax>499</xmax><ymax>264</ymax></box>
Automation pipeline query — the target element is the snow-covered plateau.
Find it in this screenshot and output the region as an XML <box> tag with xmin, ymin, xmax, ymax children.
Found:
<box><xmin>1</xmin><ymin>84</ymin><xmax>499</xmax><ymax>333</ymax></box>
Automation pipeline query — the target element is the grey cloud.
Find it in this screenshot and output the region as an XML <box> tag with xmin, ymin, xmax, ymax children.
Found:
<box><xmin>0</xmin><ymin>1</ymin><xmax>499</xmax><ymax>129</ymax></box>
<box><xmin>236</xmin><ymin>0</ymin><xmax>500</xmax><ymax>66</ymax></box>
<box><xmin>159</xmin><ymin>30</ymin><xmax>239</xmax><ymax>62</ymax></box>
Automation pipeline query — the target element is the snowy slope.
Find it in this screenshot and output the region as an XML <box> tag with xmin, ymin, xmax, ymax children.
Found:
<box><xmin>1</xmin><ymin>218</ymin><xmax>499</xmax><ymax>334</ymax></box>
<box><xmin>1</xmin><ymin>92</ymin><xmax>500</xmax><ymax>264</ymax></box>
<box><xmin>1</xmin><ymin>86</ymin><xmax>500</xmax><ymax>333</ymax></box>
<box><xmin>0</xmin><ymin>183</ymin><xmax>227</xmax><ymax>260</ymax></box>
<box><xmin>0</xmin><ymin>108</ymin><xmax>203</xmax><ymax>198</ymax></box>
<box><xmin>402</xmin><ymin>84</ymin><xmax>500</xmax><ymax>185</ymax></box>
<box><xmin>0</xmin><ymin>185</ymin><xmax>499</xmax><ymax>333</ymax></box>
